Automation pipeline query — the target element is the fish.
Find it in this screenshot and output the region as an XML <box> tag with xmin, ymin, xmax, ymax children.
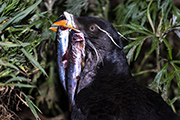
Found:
<box><xmin>49</xmin><ymin>15</ymin><xmax>70</xmax><ymax>91</ymax></box>
<box><xmin>56</xmin><ymin>26</ymin><xmax>69</xmax><ymax>91</ymax></box>
<box><xmin>66</xmin><ymin>31</ymin><xmax>85</xmax><ymax>106</ymax></box>
<box><xmin>49</xmin><ymin>13</ymin><xmax>85</xmax><ymax>110</ymax></box>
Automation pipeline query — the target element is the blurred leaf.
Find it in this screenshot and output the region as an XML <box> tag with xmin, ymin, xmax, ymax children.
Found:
<box><xmin>126</xmin><ymin>45</ymin><xmax>136</xmax><ymax>63</ymax></box>
<box><xmin>123</xmin><ymin>23</ymin><xmax>152</xmax><ymax>35</ymax></box>
<box><xmin>168</xmin><ymin>97</ymin><xmax>179</xmax><ymax>105</ymax></box>
<box><xmin>0</xmin><ymin>0</ymin><xmax>42</xmax><ymax>31</ymax></box>
<box><xmin>0</xmin><ymin>59</ymin><xmax>19</xmax><ymax>70</ymax></box>
<box><xmin>66</xmin><ymin>0</ymin><xmax>89</xmax><ymax>16</ymax></box>
<box><xmin>146</xmin><ymin>37</ymin><xmax>159</xmax><ymax>55</ymax></box>
<box><xmin>20</xmin><ymin>48</ymin><xmax>48</xmax><ymax>77</ymax></box>
<box><xmin>147</xmin><ymin>0</ymin><xmax>155</xmax><ymax>33</ymax></box>
<box><xmin>129</xmin><ymin>22</ymin><xmax>153</xmax><ymax>34</ymax></box>
<box><xmin>171</xmin><ymin>65</ymin><xmax>180</xmax><ymax>93</ymax></box>
<box><xmin>149</xmin><ymin>63</ymin><xmax>168</xmax><ymax>88</ymax></box>
<box><xmin>0</xmin><ymin>16</ymin><xmax>7</xmax><ymax>23</ymax></box>
<box><xmin>171</xmin><ymin>60</ymin><xmax>180</xmax><ymax>64</ymax></box>
<box><xmin>125</xmin><ymin>36</ymin><xmax>146</xmax><ymax>49</ymax></box>
<box><xmin>135</xmin><ymin>41</ymin><xmax>143</xmax><ymax>60</ymax></box>
<box><xmin>163</xmin><ymin>38</ymin><xmax>172</xmax><ymax>60</ymax></box>
<box><xmin>172</xmin><ymin>6</ymin><xmax>180</xmax><ymax>22</ymax></box>
<box><xmin>125</xmin><ymin>36</ymin><xmax>150</xmax><ymax>61</ymax></box>
<box><xmin>164</xmin><ymin>71</ymin><xmax>174</xmax><ymax>89</ymax></box>
<box><xmin>0</xmin><ymin>41</ymin><xmax>30</xmax><ymax>47</ymax></box>
<box><xmin>5</xmin><ymin>76</ymin><xmax>31</xmax><ymax>84</ymax></box>
<box><xmin>0</xmin><ymin>69</ymin><xmax>12</xmax><ymax>77</ymax></box>
<box><xmin>22</xmin><ymin>92</ymin><xmax>41</xmax><ymax>120</ymax></box>
<box><xmin>0</xmin><ymin>3</ymin><xmax>7</xmax><ymax>13</ymax></box>
<box><xmin>0</xmin><ymin>82</ymin><xmax>35</xmax><ymax>88</ymax></box>
<box><xmin>115</xmin><ymin>0</ymin><xmax>147</xmax><ymax>25</ymax></box>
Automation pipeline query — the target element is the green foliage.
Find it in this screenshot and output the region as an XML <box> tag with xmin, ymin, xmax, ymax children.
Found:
<box><xmin>22</xmin><ymin>92</ymin><xmax>42</xmax><ymax>120</ymax></box>
<box><xmin>1</xmin><ymin>0</ymin><xmax>180</xmax><ymax>119</ymax></box>
<box><xmin>114</xmin><ymin>0</ymin><xmax>180</xmax><ymax>113</ymax></box>
<box><xmin>0</xmin><ymin>0</ymin><xmax>56</xmax><ymax>119</ymax></box>
<box><xmin>65</xmin><ymin>0</ymin><xmax>89</xmax><ymax>16</ymax></box>
<box><xmin>115</xmin><ymin>0</ymin><xmax>148</xmax><ymax>26</ymax></box>
<box><xmin>0</xmin><ymin>0</ymin><xmax>47</xmax><ymax>78</ymax></box>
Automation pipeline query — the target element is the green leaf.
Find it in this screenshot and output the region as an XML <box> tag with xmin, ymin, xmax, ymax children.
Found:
<box><xmin>5</xmin><ymin>76</ymin><xmax>31</xmax><ymax>84</ymax></box>
<box><xmin>0</xmin><ymin>83</ymin><xmax>35</xmax><ymax>88</ymax></box>
<box><xmin>0</xmin><ymin>0</ymin><xmax>42</xmax><ymax>31</ymax></box>
<box><xmin>0</xmin><ymin>69</ymin><xmax>12</xmax><ymax>77</ymax></box>
<box><xmin>168</xmin><ymin>97</ymin><xmax>178</xmax><ymax>105</ymax></box>
<box><xmin>22</xmin><ymin>92</ymin><xmax>41</xmax><ymax>120</ymax></box>
<box><xmin>3</xmin><ymin>0</ymin><xmax>20</xmax><ymax>16</ymax></box>
<box><xmin>0</xmin><ymin>42</ymin><xmax>30</xmax><ymax>47</ymax></box>
<box><xmin>123</xmin><ymin>24</ymin><xmax>152</xmax><ymax>35</ymax></box>
<box><xmin>126</xmin><ymin>45</ymin><xmax>136</xmax><ymax>63</ymax></box>
<box><xmin>164</xmin><ymin>71</ymin><xmax>174</xmax><ymax>89</ymax></box>
<box><xmin>0</xmin><ymin>59</ymin><xmax>19</xmax><ymax>70</ymax></box>
<box><xmin>172</xmin><ymin>6</ymin><xmax>180</xmax><ymax>22</ymax></box>
<box><xmin>146</xmin><ymin>37</ymin><xmax>159</xmax><ymax>55</ymax></box>
<box><xmin>147</xmin><ymin>0</ymin><xmax>155</xmax><ymax>33</ymax></box>
<box><xmin>129</xmin><ymin>22</ymin><xmax>153</xmax><ymax>34</ymax></box>
<box><xmin>163</xmin><ymin>38</ymin><xmax>172</xmax><ymax>60</ymax></box>
<box><xmin>134</xmin><ymin>41</ymin><xmax>144</xmax><ymax>60</ymax></box>
<box><xmin>20</xmin><ymin>48</ymin><xmax>48</xmax><ymax>77</ymax></box>
<box><xmin>149</xmin><ymin>63</ymin><xmax>168</xmax><ymax>87</ymax></box>
<box><xmin>0</xmin><ymin>3</ymin><xmax>7</xmax><ymax>13</ymax></box>
<box><xmin>66</xmin><ymin>0</ymin><xmax>89</xmax><ymax>16</ymax></box>
<box><xmin>0</xmin><ymin>16</ymin><xmax>7</xmax><ymax>23</ymax></box>
<box><xmin>171</xmin><ymin>60</ymin><xmax>180</xmax><ymax>64</ymax></box>
<box><xmin>125</xmin><ymin>36</ymin><xmax>145</xmax><ymax>49</ymax></box>
<box><xmin>170</xmin><ymin>63</ymin><xmax>180</xmax><ymax>93</ymax></box>
<box><xmin>174</xmin><ymin>71</ymin><xmax>180</xmax><ymax>93</ymax></box>
<box><xmin>12</xmin><ymin>83</ymin><xmax>35</xmax><ymax>88</ymax></box>
<box><xmin>121</xmin><ymin>30</ymin><xmax>135</xmax><ymax>36</ymax></box>
<box><xmin>125</xmin><ymin>36</ymin><xmax>150</xmax><ymax>61</ymax></box>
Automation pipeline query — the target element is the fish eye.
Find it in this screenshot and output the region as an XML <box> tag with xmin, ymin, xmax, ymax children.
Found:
<box><xmin>89</xmin><ymin>25</ymin><xmax>96</xmax><ymax>31</ymax></box>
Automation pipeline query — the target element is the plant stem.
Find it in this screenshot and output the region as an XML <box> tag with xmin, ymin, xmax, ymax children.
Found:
<box><xmin>156</xmin><ymin>42</ymin><xmax>160</xmax><ymax>71</ymax></box>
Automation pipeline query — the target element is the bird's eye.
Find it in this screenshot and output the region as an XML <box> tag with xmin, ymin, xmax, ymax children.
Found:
<box><xmin>89</xmin><ymin>25</ymin><xmax>96</xmax><ymax>31</ymax></box>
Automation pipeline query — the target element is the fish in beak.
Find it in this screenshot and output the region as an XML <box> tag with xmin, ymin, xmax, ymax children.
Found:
<box><xmin>49</xmin><ymin>12</ymin><xmax>85</xmax><ymax>110</ymax></box>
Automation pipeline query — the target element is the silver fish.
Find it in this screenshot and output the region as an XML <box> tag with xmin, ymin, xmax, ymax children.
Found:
<box><xmin>66</xmin><ymin>32</ymin><xmax>85</xmax><ymax>106</ymax></box>
<box><xmin>50</xmin><ymin>12</ymin><xmax>86</xmax><ymax>109</ymax></box>
<box><xmin>56</xmin><ymin>26</ymin><xmax>69</xmax><ymax>90</ymax></box>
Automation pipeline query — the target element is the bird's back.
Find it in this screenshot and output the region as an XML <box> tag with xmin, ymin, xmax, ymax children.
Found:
<box><xmin>72</xmin><ymin>76</ymin><xmax>179</xmax><ymax>120</ymax></box>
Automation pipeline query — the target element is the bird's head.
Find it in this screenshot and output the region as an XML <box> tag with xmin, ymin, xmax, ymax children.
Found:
<box><xmin>51</xmin><ymin>12</ymin><xmax>123</xmax><ymax>57</ymax></box>
<box><xmin>73</xmin><ymin>16</ymin><xmax>123</xmax><ymax>51</ymax></box>
<box><xmin>50</xmin><ymin>12</ymin><xmax>124</xmax><ymax>110</ymax></box>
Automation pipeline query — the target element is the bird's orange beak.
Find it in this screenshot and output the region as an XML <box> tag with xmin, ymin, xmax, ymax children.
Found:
<box><xmin>49</xmin><ymin>26</ymin><xmax>58</xmax><ymax>32</ymax></box>
<box><xmin>49</xmin><ymin>20</ymin><xmax>79</xmax><ymax>32</ymax></box>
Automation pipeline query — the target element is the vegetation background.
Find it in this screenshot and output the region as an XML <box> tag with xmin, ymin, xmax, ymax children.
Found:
<box><xmin>0</xmin><ymin>0</ymin><xmax>180</xmax><ymax>119</ymax></box>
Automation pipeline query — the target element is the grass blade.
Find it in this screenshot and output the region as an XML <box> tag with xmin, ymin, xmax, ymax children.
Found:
<box><xmin>147</xmin><ymin>0</ymin><xmax>155</xmax><ymax>33</ymax></box>
<box><xmin>0</xmin><ymin>0</ymin><xmax>42</xmax><ymax>31</ymax></box>
<box><xmin>20</xmin><ymin>48</ymin><xmax>48</xmax><ymax>77</ymax></box>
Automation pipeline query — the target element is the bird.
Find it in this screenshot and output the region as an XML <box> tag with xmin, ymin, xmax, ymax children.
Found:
<box><xmin>50</xmin><ymin>12</ymin><xmax>180</xmax><ymax>120</ymax></box>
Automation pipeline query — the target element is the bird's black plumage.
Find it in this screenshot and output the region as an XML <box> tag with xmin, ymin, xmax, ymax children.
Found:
<box><xmin>52</xmin><ymin>13</ymin><xmax>180</xmax><ymax>120</ymax></box>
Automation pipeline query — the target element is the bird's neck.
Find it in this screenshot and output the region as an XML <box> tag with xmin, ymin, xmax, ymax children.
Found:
<box><xmin>77</xmin><ymin>48</ymin><xmax>133</xmax><ymax>93</ymax></box>
<box><xmin>97</xmin><ymin>48</ymin><xmax>132</xmax><ymax>80</ymax></box>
